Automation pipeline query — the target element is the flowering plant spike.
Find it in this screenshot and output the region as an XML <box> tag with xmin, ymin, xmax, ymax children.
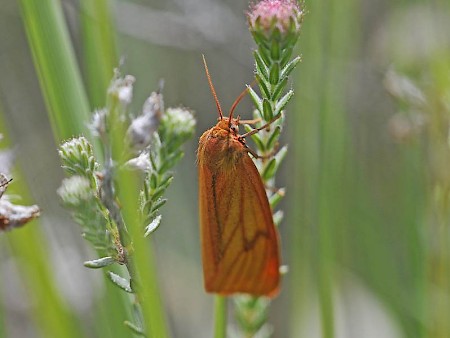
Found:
<box><xmin>232</xmin><ymin>1</ymin><xmax>304</xmax><ymax>337</ymax></box>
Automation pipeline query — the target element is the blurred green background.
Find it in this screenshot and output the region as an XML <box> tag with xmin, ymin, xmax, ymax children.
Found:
<box><xmin>0</xmin><ymin>0</ymin><xmax>449</xmax><ymax>337</ymax></box>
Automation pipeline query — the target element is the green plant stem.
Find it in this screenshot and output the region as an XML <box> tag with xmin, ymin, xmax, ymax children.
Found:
<box><xmin>214</xmin><ymin>296</ymin><xmax>227</xmax><ymax>338</ymax></box>
<box><xmin>113</xmin><ymin>127</ymin><xmax>170</xmax><ymax>337</ymax></box>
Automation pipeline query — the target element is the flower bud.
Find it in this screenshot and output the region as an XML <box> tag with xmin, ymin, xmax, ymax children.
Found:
<box><xmin>108</xmin><ymin>71</ymin><xmax>135</xmax><ymax>106</ymax></box>
<box><xmin>127</xmin><ymin>92</ymin><xmax>163</xmax><ymax>150</ymax></box>
<box><xmin>125</xmin><ymin>151</ymin><xmax>152</xmax><ymax>171</ymax></box>
<box><xmin>248</xmin><ymin>0</ymin><xmax>304</xmax><ymax>38</ymax></box>
<box><xmin>89</xmin><ymin>109</ymin><xmax>108</xmax><ymax>137</ymax></box>
<box><xmin>58</xmin><ymin>176</ymin><xmax>92</xmax><ymax>207</ymax></box>
<box><xmin>159</xmin><ymin>107</ymin><xmax>196</xmax><ymax>145</ymax></box>
<box><xmin>59</xmin><ymin>137</ymin><xmax>98</xmax><ymax>177</ymax></box>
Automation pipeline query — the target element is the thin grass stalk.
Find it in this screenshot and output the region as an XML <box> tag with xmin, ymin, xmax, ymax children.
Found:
<box><xmin>290</xmin><ymin>0</ymin><xmax>360</xmax><ymax>336</ymax></box>
<box><xmin>18</xmin><ymin>0</ymin><xmax>90</xmax><ymax>140</ymax></box>
<box><xmin>425</xmin><ymin>58</ymin><xmax>450</xmax><ymax>337</ymax></box>
<box><xmin>116</xmin><ymin>152</ymin><xmax>170</xmax><ymax>338</ymax></box>
<box><xmin>0</xmin><ymin>110</ymin><xmax>81</xmax><ymax>338</ymax></box>
<box><xmin>80</xmin><ymin>0</ymin><xmax>118</xmax><ymax>108</ymax></box>
<box><xmin>18</xmin><ymin>1</ymin><xmax>170</xmax><ymax>336</ymax></box>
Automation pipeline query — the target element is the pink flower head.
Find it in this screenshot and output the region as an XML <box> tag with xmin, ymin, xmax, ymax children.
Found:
<box><xmin>248</xmin><ymin>0</ymin><xmax>303</xmax><ymax>36</ymax></box>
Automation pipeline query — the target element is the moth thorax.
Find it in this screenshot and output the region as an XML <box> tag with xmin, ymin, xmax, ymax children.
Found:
<box><xmin>217</xmin><ymin>118</ymin><xmax>239</xmax><ymax>134</ymax></box>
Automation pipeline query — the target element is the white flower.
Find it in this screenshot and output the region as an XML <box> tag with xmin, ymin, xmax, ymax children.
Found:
<box><xmin>89</xmin><ymin>109</ymin><xmax>108</xmax><ymax>137</ymax></box>
<box><xmin>127</xmin><ymin>92</ymin><xmax>163</xmax><ymax>150</ymax></box>
<box><xmin>57</xmin><ymin>176</ymin><xmax>92</xmax><ymax>206</ymax></box>
<box><xmin>125</xmin><ymin>151</ymin><xmax>152</xmax><ymax>171</ymax></box>
<box><xmin>108</xmin><ymin>71</ymin><xmax>136</xmax><ymax>106</ymax></box>
<box><xmin>162</xmin><ymin>107</ymin><xmax>196</xmax><ymax>138</ymax></box>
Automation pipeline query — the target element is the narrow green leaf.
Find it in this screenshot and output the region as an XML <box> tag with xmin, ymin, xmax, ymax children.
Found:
<box><xmin>124</xmin><ymin>321</ymin><xmax>146</xmax><ymax>336</ymax></box>
<box><xmin>254</xmin><ymin>50</ymin><xmax>269</xmax><ymax>79</ymax></box>
<box><xmin>271</xmin><ymin>77</ymin><xmax>288</xmax><ymax>102</ymax></box>
<box><xmin>158</xmin><ymin>150</ymin><xmax>184</xmax><ymax>175</ymax></box>
<box><xmin>150</xmin><ymin>198</ymin><xmax>167</xmax><ymax>213</ymax></box>
<box><xmin>144</xmin><ymin>215</ymin><xmax>162</xmax><ymax>237</ymax></box>
<box><xmin>280</xmin><ymin>46</ymin><xmax>294</xmax><ymax>69</ymax></box>
<box><xmin>151</xmin><ymin>185</ymin><xmax>167</xmax><ymax>202</ymax></box>
<box><xmin>269</xmin><ymin>188</ymin><xmax>286</xmax><ymax>209</ymax></box>
<box><xmin>84</xmin><ymin>256</ymin><xmax>115</xmax><ymax>268</ymax></box>
<box><xmin>274</xmin><ymin>90</ymin><xmax>294</xmax><ymax>116</ymax></box>
<box><xmin>251</xmin><ymin>29</ymin><xmax>270</xmax><ymax>49</ymax></box>
<box><xmin>270</xmin><ymin>40</ymin><xmax>281</xmax><ymax>60</ymax></box>
<box><xmin>273</xmin><ymin>210</ymin><xmax>284</xmax><ymax>227</ymax></box>
<box><xmin>281</xmin><ymin>27</ymin><xmax>299</xmax><ymax>51</ymax></box>
<box><xmin>149</xmin><ymin>150</ymin><xmax>158</xmax><ymax>171</ymax></box>
<box><xmin>107</xmin><ymin>271</ymin><xmax>133</xmax><ymax>293</ymax></box>
<box><xmin>150</xmin><ymin>172</ymin><xmax>158</xmax><ymax>190</ymax></box>
<box><xmin>159</xmin><ymin>175</ymin><xmax>174</xmax><ymax>191</ymax></box>
<box><xmin>258</xmin><ymin>46</ymin><xmax>271</xmax><ymax>67</ymax></box>
<box><xmin>281</xmin><ymin>56</ymin><xmax>302</xmax><ymax>79</ymax></box>
<box><xmin>273</xmin><ymin>145</ymin><xmax>288</xmax><ymax>170</ymax></box>
<box><xmin>255</xmin><ymin>74</ymin><xmax>271</xmax><ymax>100</ymax></box>
<box><xmin>262</xmin><ymin>158</ymin><xmax>277</xmax><ymax>181</ymax></box>
<box><xmin>247</xmin><ymin>85</ymin><xmax>263</xmax><ymax>114</ymax></box>
<box><xmin>266</xmin><ymin>125</ymin><xmax>281</xmax><ymax>151</ymax></box>
<box><xmin>269</xmin><ymin>62</ymin><xmax>280</xmax><ymax>85</ymax></box>
<box><xmin>263</xmin><ymin>99</ymin><xmax>273</xmax><ymax>120</ymax></box>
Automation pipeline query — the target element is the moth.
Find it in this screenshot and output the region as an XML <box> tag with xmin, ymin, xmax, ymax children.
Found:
<box><xmin>197</xmin><ymin>56</ymin><xmax>280</xmax><ymax>296</ymax></box>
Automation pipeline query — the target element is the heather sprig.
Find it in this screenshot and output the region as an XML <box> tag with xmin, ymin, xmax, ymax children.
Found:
<box><xmin>230</xmin><ymin>1</ymin><xmax>304</xmax><ymax>337</ymax></box>
<box><xmin>58</xmin><ymin>70</ymin><xmax>195</xmax><ymax>334</ymax></box>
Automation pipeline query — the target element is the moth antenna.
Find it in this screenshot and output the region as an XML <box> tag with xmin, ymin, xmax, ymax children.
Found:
<box><xmin>228</xmin><ymin>87</ymin><xmax>249</xmax><ymax>127</ymax></box>
<box><xmin>228</xmin><ymin>80</ymin><xmax>257</xmax><ymax>128</ymax></box>
<box><xmin>202</xmin><ymin>55</ymin><xmax>223</xmax><ymax>120</ymax></box>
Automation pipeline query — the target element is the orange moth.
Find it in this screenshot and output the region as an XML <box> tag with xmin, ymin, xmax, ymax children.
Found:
<box><xmin>197</xmin><ymin>56</ymin><xmax>280</xmax><ymax>297</ymax></box>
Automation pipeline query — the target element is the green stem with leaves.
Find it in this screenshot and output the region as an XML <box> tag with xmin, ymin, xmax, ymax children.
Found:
<box><xmin>58</xmin><ymin>73</ymin><xmax>195</xmax><ymax>337</ymax></box>
<box><xmin>231</xmin><ymin>1</ymin><xmax>304</xmax><ymax>337</ymax></box>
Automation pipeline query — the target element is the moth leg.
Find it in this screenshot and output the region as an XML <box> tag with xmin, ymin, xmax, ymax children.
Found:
<box><xmin>245</xmin><ymin>146</ymin><xmax>260</xmax><ymax>159</ymax></box>
<box><xmin>240</xmin><ymin>114</ymin><xmax>281</xmax><ymax>139</ymax></box>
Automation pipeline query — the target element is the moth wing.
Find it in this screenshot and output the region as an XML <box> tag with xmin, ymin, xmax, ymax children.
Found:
<box><xmin>199</xmin><ymin>152</ymin><xmax>280</xmax><ymax>296</ymax></box>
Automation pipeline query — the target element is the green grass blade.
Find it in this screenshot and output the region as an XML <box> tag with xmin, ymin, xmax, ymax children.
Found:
<box><xmin>0</xmin><ymin>110</ymin><xmax>82</xmax><ymax>338</ymax></box>
<box><xmin>289</xmin><ymin>0</ymin><xmax>360</xmax><ymax>336</ymax></box>
<box><xmin>80</xmin><ymin>0</ymin><xmax>118</xmax><ymax>108</ymax></box>
<box><xmin>18</xmin><ymin>0</ymin><xmax>90</xmax><ymax>140</ymax></box>
<box><xmin>116</xmin><ymin>149</ymin><xmax>171</xmax><ymax>338</ymax></box>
